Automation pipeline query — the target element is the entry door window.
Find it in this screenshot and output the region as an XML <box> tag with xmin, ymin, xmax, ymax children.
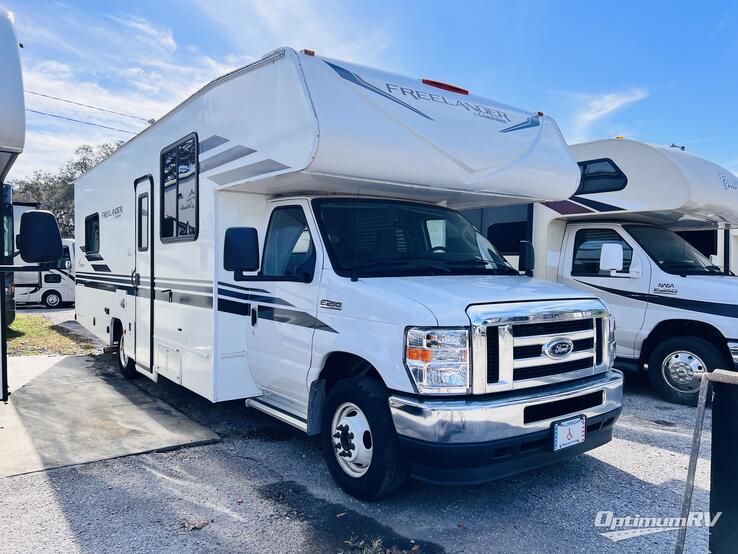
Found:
<box><xmin>572</xmin><ymin>228</ymin><xmax>633</xmax><ymax>276</ymax></box>
<box><xmin>262</xmin><ymin>206</ymin><xmax>315</xmax><ymax>281</ymax></box>
<box><xmin>137</xmin><ymin>193</ymin><xmax>149</xmax><ymax>251</ymax></box>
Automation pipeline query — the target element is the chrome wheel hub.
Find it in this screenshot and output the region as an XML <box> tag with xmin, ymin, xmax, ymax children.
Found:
<box><xmin>47</xmin><ymin>294</ymin><xmax>60</xmax><ymax>306</ymax></box>
<box><xmin>331</xmin><ymin>402</ymin><xmax>373</xmax><ymax>477</ymax></box>
<box><xmin>662</xmin><ymin>350</ymin><xmax>706</xmax><ymax>392</ymax></box>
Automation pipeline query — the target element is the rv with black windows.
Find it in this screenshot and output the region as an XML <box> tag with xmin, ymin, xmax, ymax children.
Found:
<box><xmin>74</xmin><ymin>47</ymin><xmax>622</xmax><ymax>499</ymax></box>
<box><xmin>466</xmin><ymin>138</ymin><xmax>738</xmax><ymax>406</ymax></box>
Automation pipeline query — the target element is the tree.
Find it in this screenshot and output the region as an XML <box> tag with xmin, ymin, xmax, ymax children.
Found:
<box><xmin>10</xmin><ymin>141</ymin><xmax>123</xmax><ymax>237</ymax></box>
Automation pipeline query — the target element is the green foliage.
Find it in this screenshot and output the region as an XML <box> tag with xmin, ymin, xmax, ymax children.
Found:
<box><xmin>10</xmin><ymin>141</ymin><xmax>123</xmax><ymax>237</ymax></box>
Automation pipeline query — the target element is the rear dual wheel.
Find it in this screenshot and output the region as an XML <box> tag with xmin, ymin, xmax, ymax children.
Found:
<box><xmin>117</xmin><ymin>332</ymin><xmax>138</xmax><ymax>379</ymax></box>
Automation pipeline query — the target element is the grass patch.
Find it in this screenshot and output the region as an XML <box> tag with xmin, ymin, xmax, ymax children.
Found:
<box><xmin>7</xmin><ymin>313</ymin><xmax>97</xmax><ymax>356</ymax></box>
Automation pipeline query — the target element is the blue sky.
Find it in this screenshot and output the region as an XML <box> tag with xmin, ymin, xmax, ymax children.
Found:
<box><xmin>5</xmin><ymin>0</ymin><xmax>738</xmax><ymax>179</ymax></box>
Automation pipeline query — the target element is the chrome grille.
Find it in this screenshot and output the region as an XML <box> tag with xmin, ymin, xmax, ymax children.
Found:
<box><xmin>468</xmin><ymin>299</ymin><xmax>611</xmax><ymax>394</ymax></box>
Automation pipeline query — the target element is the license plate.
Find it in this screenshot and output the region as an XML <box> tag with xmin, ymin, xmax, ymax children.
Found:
<box><xmin>553</xmin><ymin>415</ymin><xmax>586</xmax><ymax>451</ymax></box>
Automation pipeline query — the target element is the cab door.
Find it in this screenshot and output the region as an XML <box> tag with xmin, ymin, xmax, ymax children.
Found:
<box><xmin>245</xmin><ymin>200</ymin><xmax>323</xmax><ymax>412</ymax></box>
<box><xmin>560</xmin><ymin>224</ymin><xmax>651</xmax><ymax>359</ymax></box>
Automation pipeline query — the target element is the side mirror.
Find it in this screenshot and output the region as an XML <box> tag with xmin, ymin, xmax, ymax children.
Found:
<box><xmin>518</xmin><ymin>240</ymin><xmax>535</xmax><ymax>275</ymax></box>
<box><xmin>65</xmin><ymin>259</ymin><xmax>72</xmax><ymax>270</ymax></box>
<box><xmin>17</xmin><ymin>211</ymin><xmax>63</xmax><ymax>263</ymax></box>
<box><xmin>224</xmin><ymin>227</ymin><xmax>260</xmax><ymax>278</ymax></box>
<box><xmin>599</xmin><ymin>243</ymin><xmax>624</xmax><ymax>273</ymax></box>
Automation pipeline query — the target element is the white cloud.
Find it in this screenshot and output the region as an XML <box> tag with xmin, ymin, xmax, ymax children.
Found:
<box><xmin>568</xmin><ymin>88</ymin><xmax>649</xmax><ymax>142</ymax></box>
<box><xmin>6</xmin><ymin>2</ymin><xmax>393</xmax><ymax>181</ymax></box>
<box><xmin>189</xmin><ymin>0</ymin><xmax>393</xmax><ymax>67</ymax></box>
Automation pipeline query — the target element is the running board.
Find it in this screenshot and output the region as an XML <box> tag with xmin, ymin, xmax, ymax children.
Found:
<box><xmin>245</xmin><ymin>398</ymin><xmax>308</xmax><ymax>433</ymax></box>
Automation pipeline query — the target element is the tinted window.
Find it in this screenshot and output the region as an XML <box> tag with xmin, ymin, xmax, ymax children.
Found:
<box><xmin>44</xmin><ymin>273</ymin><xmax>62</xmax><ymax>284</ymax></box>
<box><xmin>85</xmin><ymin>213</ymin><xmax>100</xmax><ymax>254</ymax></box>
<box><xmin>262</xmin><ymin>206</ymin><xmax>315</xmax><ymax>280</ymax></box>
<box><xmin>161</xmin><ymin>134</ymin><xmax>198</xmax><ymax>241</ymax></box>
<box><xmin>576</xmin><ymin>158</ymin><xmax>627</xmax><ymax>195</ymax></box>
<box><xmin>313</xmin><ymin>199</ymin><xmax>516</xmax><ymax>278</ymax></box>
<box><xmin>626</xmin><ymin>225</ymin><xmax>722</xmax><ymax>275</ymax></box>
<box><xmin>572</xmin><ymin>228</ymin><xmax>633</xmax><ymax>276</ymax></box>
<box><xmin>57</xmin><ymin>245</ymin><xmax>71</xmax><ymax>269</ymax></box>
<box><xmin>137</xmin><ymin>193</ymin><xmax>149</xmax><ymax>251</ymax></box>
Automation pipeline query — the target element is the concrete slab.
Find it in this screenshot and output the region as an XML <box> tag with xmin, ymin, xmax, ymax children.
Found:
<box><xmin>0</xmin><ymin>355</ymin><xmax>219</xmax><ymax>477</ymax></box>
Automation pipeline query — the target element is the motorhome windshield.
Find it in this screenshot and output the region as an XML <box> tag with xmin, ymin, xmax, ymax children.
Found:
<box><xmin>313</xmin><ymin>198</ymin><xmax>517</xmax><ymax>278</ymax></box>
<box><xmin>625</xmin><ymin>225</ymin><xmax>724</xmax><ymax>276</ymax></box>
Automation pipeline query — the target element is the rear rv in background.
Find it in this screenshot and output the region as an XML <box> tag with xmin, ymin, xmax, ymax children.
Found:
<box><xmin>467</xmin><ymin>138</ymin><xmax>738</xmax><ymax>405</ymax></box>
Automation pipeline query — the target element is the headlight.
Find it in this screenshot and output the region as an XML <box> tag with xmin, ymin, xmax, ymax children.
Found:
<box><xmin>405</xmin><ymin>327</ymin><xmax>469</xmax><ymax>394</ymax></box>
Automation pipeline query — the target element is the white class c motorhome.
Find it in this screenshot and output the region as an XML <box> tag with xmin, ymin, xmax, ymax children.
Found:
<box><xmin>74</xmin><ymin>47</ymin><xmax>623</xmax><ymax>499</ymax></box>
<box><xmin>13</xmin><ymin>203</ymin><xmax>74</xmax><ymax>308</ymax></box>
<box><xmin>467</xmin><ymin>138</ymin><xmax>738</xmax><ymax>406</ymax></box>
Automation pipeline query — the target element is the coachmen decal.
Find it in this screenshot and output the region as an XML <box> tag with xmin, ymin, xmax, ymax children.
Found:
<box><xmin>325</xmin><ymin>61</ymin><xmax>514</xmax><ymax>125</ymax></box>
<box><xmin>384</xmin><ymin>83</ymin><xmax>512</xmax><ymax>124</ymax></box>
<box><xmin>102</xmin><ymin>205</ymin><xmax>123</xmax><ymax>219</ymax></box>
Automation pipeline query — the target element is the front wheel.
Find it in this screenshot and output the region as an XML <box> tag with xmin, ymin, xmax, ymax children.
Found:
<box><xmin>117</xmin><ymin>332</ymin><xmax>138</xmax><ymax>379</ymax></box>
<box><xmin>648</xmin><ymin>336</ymin><xmax>729</xmax><ymax>406</ymax></box>
<box><xmin>321</xmin><ymin>376</ymin><xmax>408</xmax><ymax>500</ymax></box>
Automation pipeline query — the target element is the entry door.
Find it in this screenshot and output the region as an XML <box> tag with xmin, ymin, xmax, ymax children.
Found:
<box><xmin>560</xmin><ymin>225</ymin><xmax>651</xmax><ymax>358</ymax></box>
<box><xmin>246</xmin><ymin>201</ymin><xmax>322</xmax><ymax>408</ymax></box>
<box><xmin>133</xmin><ymin>176</ymin><xmax>154</xmax><ymax>372</ymax></box>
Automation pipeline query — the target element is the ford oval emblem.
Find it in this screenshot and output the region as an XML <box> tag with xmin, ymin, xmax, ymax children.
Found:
<box><xmin>543</xmin><ymin>338</ymin><xmax>574</xmax><ymax>360</ymax></box>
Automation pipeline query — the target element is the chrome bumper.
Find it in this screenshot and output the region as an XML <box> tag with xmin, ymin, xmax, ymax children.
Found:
<box><xmin>389</xmin><ymin>370</ymin><xmax>624</xmax><ymax>444</ymax></box>
<box><xmin>728</xmin><ymin>341</ymin><xmax>738</xmax><ymax>368</ymax></box>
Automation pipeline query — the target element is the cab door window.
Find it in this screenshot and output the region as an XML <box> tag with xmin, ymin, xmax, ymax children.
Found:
<box><xmin>262</xmin><ymin>206</ymin><xmax>315</xmax><ymax>281</ymax></box>
<box><xmin>572</xmin><ymin>228</ymin><xmax>633</xmax><ymax>276</ymax></box>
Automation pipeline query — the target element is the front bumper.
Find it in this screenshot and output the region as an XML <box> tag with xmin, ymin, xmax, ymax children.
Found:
<box><xmin>728</xmin><ymin>341</ymin><xmax>738</xmax><ymax>370</ymax></box>
<box><xmin>389</xmin><ymin>370</ymin><xmax>624</xmax><ymax>484</ymax></box>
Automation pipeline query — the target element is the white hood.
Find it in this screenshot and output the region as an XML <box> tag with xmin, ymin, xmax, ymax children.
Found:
<box><xmin>357</xmin><ymin>275</ymin><xmax>600</xmax><ymax>325</ymax></box>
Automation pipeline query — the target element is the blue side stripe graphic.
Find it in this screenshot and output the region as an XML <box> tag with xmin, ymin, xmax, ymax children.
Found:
<box><xmin>325</xmin><ymin>61</ymin><xmax>433</xmax><ymax>121</ymax></box>
<box><xmin>500</xmin><ymin>115</ymin><xmax>541</xmax><ymax>133</ymax></box>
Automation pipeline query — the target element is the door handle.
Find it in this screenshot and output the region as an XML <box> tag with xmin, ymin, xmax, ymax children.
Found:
<box><xmin>130</xmin><ymin>270</ymin><xmax>140</xmax><ymax>287</ymax></box>
<box><xmin>251</xmin><ymin>305</ymin><xmax>258</xmax><ymax>326</ymax></box>
<box><xmin>160</xmin><ymin>289</ymin><xmax>173</xmax><ymax>302</ymax></box>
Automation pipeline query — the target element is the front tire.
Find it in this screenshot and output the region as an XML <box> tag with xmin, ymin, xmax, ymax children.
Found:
<box><xmin>321</xmin><ymin>376</ymin><xmax>408</xmax><ymax>500</ymax></box>
<box><xmin>117</xmin><ymin>332</ymin><xmax>138</xmax><ymax>379</ymax></box>
<box><xmin>42</xmin><ymin>291</ymin><xmax>62</xmax><ymax>308</ymax></box>
<box><xmin>648</xmin><ymin>336</ymin><xmax>728</xmax><ymax>406</ymax></box>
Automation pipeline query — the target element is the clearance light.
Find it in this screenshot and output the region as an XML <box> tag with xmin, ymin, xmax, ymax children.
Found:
<box><xmin>301</xmin><ymin>49</ymin><xmax>315</xmax><ymax>56</ymax></box>
<box><xmin>421</xmin><ymin>79</ymin><xmax>469</xmax><ymax>95</ymax></box>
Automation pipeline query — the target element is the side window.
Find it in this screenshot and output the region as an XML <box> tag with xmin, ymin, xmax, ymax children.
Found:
<box><xmin>575</xmin><ymin>158</ymin><xmax>627</xmax><ymax>195</ymax></box>
<box><xmin>84</xmin><ymin>213</ymin><xmax>100</xmax><ymax>254</ymax></box>
<box><xmin>262</xmin><ymin>206</ymin><xmax>315</xmax><ymax>280</ymax></box>
<box><xmin>44</xmin><ymin>273</ymin><xmax>62</xmax><ymax>284</ymax></box>
<box><xmin>572</xmin><ymin>229</ymin><xmax>633</xmax><ymax>277</ymax></box>
<box><xmin>160</xmin><ymin>134</ymin><xmax>198</xmax><ymax>241</ymax></box>
<box><xmin>137</xmin><ymin>193</ymin><xmax>149</xmax><ymax>251</ymax></box>
<box><xmin>57</xmin><ymin>245</ymin><xmax>71</xmax><ymax>269</ymax></box>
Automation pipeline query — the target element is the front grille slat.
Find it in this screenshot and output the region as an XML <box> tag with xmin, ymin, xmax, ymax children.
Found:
<box><xmin>514</xmin><ymin>357</ymin><xmax>594</xmax><ymax>380</ymax></box>
<box><xmin>512</xmin><ymin>319</ymin><xmax>593</xmax><ymax>337</ymax></box>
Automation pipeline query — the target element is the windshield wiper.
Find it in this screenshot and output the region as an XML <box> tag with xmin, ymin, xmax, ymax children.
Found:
<box><xmin>344</xmin><ymin>258</ymin><xmax>451</xmax><ymax>274</ymax></box>
<box><xmin>445</xmin><ymin>258</ymin><xmax>518</xmax><ymax>274</ymax></box>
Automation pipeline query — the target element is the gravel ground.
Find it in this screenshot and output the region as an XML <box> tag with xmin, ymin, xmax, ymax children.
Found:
<box><xmin>0</xmin><ymin>353</ymin><xmax>711</xmax><ymax>553</ymax></box>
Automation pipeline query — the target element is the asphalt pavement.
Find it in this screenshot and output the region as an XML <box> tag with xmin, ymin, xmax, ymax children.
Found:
<box><xmin>0</xmin><ymin>310</ymin><xmax>711</xmax><ymax>553</ymax></box>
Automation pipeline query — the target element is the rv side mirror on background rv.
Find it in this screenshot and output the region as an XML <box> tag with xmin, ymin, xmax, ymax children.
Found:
<box><xmin>599</xmin><ymin>242</ymin><xmax>624</xmax><ymax>274</ymax></box>
<box><xmin>16</xmin><ymin>211</ymin><xmax>63</xmax><ymax>264</ymax></box>
<box><xmin>518</xmin><ymin>240</ymin><xmax>535</xmax><ymax>275</ymax></box>
<box><xmin>224</xmin><ymin>227</ymin><xmax>260</xmax><ymax>278</ymax></box>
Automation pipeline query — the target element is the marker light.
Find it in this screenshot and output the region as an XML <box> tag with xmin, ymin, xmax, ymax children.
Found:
<box><xmin>301</xmin><ymin>49</ymin><xmax>315</xmax><ymax>56</ymax></box>
<box><xmin>421</xmin><ymin>79</ymin><xmax>469</xmax><ymax>95</ymax></box>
